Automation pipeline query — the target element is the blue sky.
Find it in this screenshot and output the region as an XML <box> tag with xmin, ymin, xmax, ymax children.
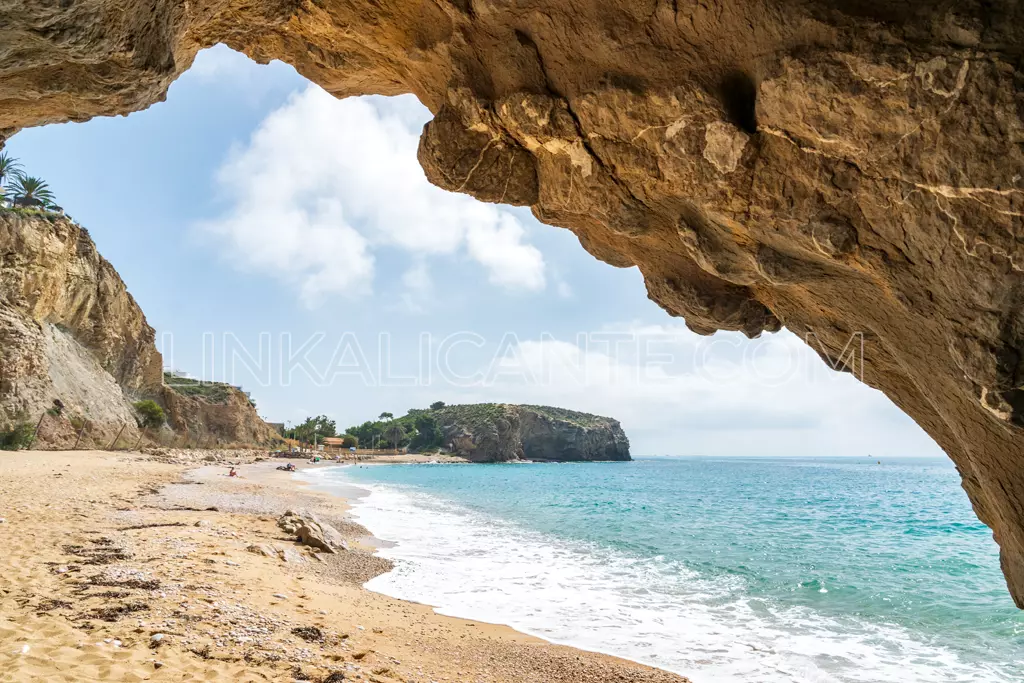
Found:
<box><xmin>4</xmin><ymin>46</ymin><xmax>942</xmax><ymax>457</ymax></box>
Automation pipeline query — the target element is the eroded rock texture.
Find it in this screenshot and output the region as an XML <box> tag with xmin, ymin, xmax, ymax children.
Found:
<box><xmin>2</xmin><ymin>0</ymin><xmax>1024</xmax><ymax>604</ymax></box>
<box><xmin>438</xmin><ymin>403</ymin><xmax>631</xmax><ymax>462</ymax></box>
<box><xmin>161</xmin><ymin>380</ymin><xmax>282</xmax><ymax>447</ymax></box>
<box><xmin>0</xmin><ymin>212</ymin><xmax>279</xmax><ymax>447</ymax></box>
<box><xmin>0</xmin><ymin>213</ymin><xmax>162</xmax><ymax>447</ymax></box>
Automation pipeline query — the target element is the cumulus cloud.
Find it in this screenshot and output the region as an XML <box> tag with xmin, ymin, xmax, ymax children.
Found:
<box><xmin>197</xmin><ymin>85</ymin><xmax>546</xmax><ymax>307</ymax></box>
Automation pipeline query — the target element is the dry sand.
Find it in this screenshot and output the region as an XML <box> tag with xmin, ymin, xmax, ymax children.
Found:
<box><xmin>0</xmin><ymin>450</ymin><xmax>689</xmax><ymax>682</ymax></box>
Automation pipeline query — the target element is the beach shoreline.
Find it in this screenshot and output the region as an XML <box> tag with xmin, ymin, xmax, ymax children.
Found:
<box><xmin>0</xmin><ymin>449</ymin><xmax>689</xmax><ymax>683</ymax></box>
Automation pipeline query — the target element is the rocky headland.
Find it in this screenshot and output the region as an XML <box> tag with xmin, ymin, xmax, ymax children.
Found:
<box><xmin>437</xmin><ymin>403</ymin><xmax>631</xmax><ymax>463</ymax></box>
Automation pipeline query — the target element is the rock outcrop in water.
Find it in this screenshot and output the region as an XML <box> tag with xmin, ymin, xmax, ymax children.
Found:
<box><xmin>0</xmin><ymin>211</ymin><xmax>279</xmax><ymax>448</ymax></box>
<box><xmin>2</xmin><ymin>1</ymin><xmax>1024</xmax><ymax>605</ymax></box>
<box><xmin>437</xmin><ymin>404</ymin><xmax>630</xmax><ymax>462</ymax></box>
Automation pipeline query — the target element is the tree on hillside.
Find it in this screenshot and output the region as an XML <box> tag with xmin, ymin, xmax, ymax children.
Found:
<box><xmin>430</xmin><ymin>401</ymin><xmax>445</xmax><ymax>410</ymax></box>
<box><xmin>410</xmin><ymin>412</ymin><xmax>443</xmax><ymax>451</ymax></box>
<box><xmin>378</xmin><ymin>411</ymin><xmax>394</xmax><ymax>421</ymax></box>
<box><xmin>384</xmin><ymin>422</ymin><xmax>406</xmax><ymax>450</ymax></box>
<box><xmin>134</xmin><ymin>400</ymin><xmax>166</xmax><ymax>429</ymax></box>
<box><xmin>293</xmin><ymin>415</ymin><xmax>337</xmax><ymax>444</ymax></box>
<box><xmin>8</xmin><ymin>175</ymin><xmax>56</xmax><ymax>209</ymax></box>
<box><xmin>346</xmin><ymin>420</ymin><xmax>385</xmax><ymax>448</ymax></box>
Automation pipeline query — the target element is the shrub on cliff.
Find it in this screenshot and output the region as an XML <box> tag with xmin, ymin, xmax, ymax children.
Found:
<box><xmin>0</xmin><ymin>423</ymin><xmax>35</xmax><ymax>451</ymax></box>
<box><xmin>163</xmin><ymin>373</ymin><xmax>233</xmax><ymax>403</ymax></box>
<box><xmin>134</xmin><ymin>400</ymin><xmax>165</xmax><ymax>429</ymax></box>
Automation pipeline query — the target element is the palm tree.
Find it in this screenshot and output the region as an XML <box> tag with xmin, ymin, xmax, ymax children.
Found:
<box><xmin>0</xmin><ymin>153</ymin><xmax>22</xmax><ymax>206</ymax></box>
<box><xmin>384</xmin><ymin>423</ymin><xmax>405</xmax><ymax>450</ymax></box>
<box><xmin>8</xmin><ymin>175</ymin><xmax>56</xmax><ymax>209</ymax></box>
<box><xmin>0</xmin><ymin>152</ymin><xmax>22</xmax><ymax>186</ymax></box>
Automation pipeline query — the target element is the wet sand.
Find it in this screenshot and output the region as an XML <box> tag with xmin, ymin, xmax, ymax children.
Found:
<box><xmin>0</xmin><ymin>450</ymin><xmax>690</xmax><ymax>682</ymax></box>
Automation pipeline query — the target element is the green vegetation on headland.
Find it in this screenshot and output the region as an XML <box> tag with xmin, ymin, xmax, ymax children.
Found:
<box><xmin>281</xmin><ymin>402</ymin><xmax>454</xmax><ymax>451</ymax></box>
<box><xmin>516</xmin><ymin>404</ymin><xmax>612</xmax><ymax>428</ymax></box>
<box><xmin>163</xmin><ymin>373</ymin><xmax>232</xmax><ymax>403</ymax></box>
<box><xmin>344</xmin><ymin>409</ymin><xmax>443</xmax><ymax>452</ymax></box>
<box><xmin>162</xmin><ymin>372</ymin><xmax>256</xmax><ymax>408</ymax></box>
<box><xmin>285</xmin><ymin>402</ymin><xmax>625</xmax><ymax>460</ymax></box>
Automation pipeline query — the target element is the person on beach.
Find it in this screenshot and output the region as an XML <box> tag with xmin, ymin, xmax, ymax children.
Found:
<box><xmin>229</xmin><ymin>467</ymin><xmax>238</xmax><ymax>477</ymax></box>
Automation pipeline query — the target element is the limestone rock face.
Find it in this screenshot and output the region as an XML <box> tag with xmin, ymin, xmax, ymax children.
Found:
<box><xmin>516</xmin><ymin>406</ymin><xmax>631</xmax><ymax>462</ymax></box>
<box><xmin>0</xmin><ymin>213</ymin><xmax>161</xmax><ymax>446</ymax></box>
<box><xmin>0</xmin><ymin>214</ymin><xmax>163</xmax><ymax>395</ymax></box>
<box><xmin>0</xmin><ymin>212</ymin><xmax>277</xmax><ymax>448</ymax></box>
<box><xmin>3</xmin><ymin>1</ymin><xmax>1024</xmax><ymax>604</ymax></box>
<box><xmin>161</xmin><ymin>381</ymin><xmax>282</xmax><ymax>447</ymax></box>
<box><xmin>440</xmin><ymin>403</ymin><xmax>525</xmax><ymax>463</ymax></box>
<box><xmin>438</xmin><ymin>404</ymin><xmax>631</xmax><ymax>463</ymax></box>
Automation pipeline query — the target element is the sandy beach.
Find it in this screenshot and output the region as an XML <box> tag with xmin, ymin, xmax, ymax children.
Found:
<box><xmin>0</xmin><ymin>450</ymin><xmax>689</xmax><ymax>683</ymax></box>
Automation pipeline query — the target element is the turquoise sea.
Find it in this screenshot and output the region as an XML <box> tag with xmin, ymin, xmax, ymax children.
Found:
<box><xmin>303</xmin><ymin>457</ymin><xmax>1023</xmax><ymax>682</ymax></box>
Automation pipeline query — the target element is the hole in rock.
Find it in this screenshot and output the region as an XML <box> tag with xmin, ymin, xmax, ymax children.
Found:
<box><xmin>718</xmin><ymin>70</ymin><xmax>758</xmax><ymax>135</ymax></box>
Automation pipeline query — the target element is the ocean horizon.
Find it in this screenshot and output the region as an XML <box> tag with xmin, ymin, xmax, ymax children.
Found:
<box><xmin>302</xmin><ymin>456</ymin><xmax>1023</xmax><ymax>683</ymax></box>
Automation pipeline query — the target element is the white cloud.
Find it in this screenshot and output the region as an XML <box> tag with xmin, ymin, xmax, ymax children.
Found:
<box><xmin>198</xmin><ymin>84</ymin><xmax>546</xmax><ymax>307</ymax></box>
<box><xmin>399</xmin><ymin>261</ymin><xmax>434</xmax><ymax>313</ymax></box>
<box><xmin>430</xmin><ymin>324</ymin><xmax>942</xmax><ymax>458</ymax></box>
<box><xmin>465</xmin><ymin>214</ymin><xmax>546</xmax><ymax>291</ymax></box>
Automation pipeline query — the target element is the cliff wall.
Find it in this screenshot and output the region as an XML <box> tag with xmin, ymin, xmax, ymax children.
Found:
<box><xmin>0</xmin><ymin>212</ymin><xmax>161</xmax><ymax>446</ymax></box>
<box><xmin>162</xmin><ymin>379</ymin><xmax>282</xmax><ymax>447</ymax></box>
<box><xmin>0</xmin><ymin>212</ymin><xmax>163</xmax><ymax>395</ymax></box>
<box><xmin>517</xmin><ymin>406</ymin><xmax>631</xmax><ymax>462</ymax></box>
<box><xmin>0</xmin><ymin>211</ymin><xmax>276</xmax><ymax>448</ymax></box>
<box><xmin>438</xmin><ymin>403</ymin><xmax>631</xmax><ymax>463</ymax></box>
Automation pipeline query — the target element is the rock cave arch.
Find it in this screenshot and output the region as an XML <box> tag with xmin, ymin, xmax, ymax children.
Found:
<box><xmin>3</xmin><ymin>0</ymin><xmax>1024</xmax><ymax>606</ymax></box>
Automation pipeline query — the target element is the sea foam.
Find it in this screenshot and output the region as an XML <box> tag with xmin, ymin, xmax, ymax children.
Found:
<box><xmin>305</xmin><ymin>467</ymin><xmax>1010</xmax><ymax>683</ymax></box>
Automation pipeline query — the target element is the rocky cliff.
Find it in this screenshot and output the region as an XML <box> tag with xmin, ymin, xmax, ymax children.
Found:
<box><xmin>0</xmin><ymin>211</ymin><xmax>162</xmax><ymax>447</ymax></box>
<box><xmin>0</xmin><ymin>211</ymin><xmax>277</xmax><ymax>448</ymax></box>
<box><xmin>437</xmin><ymin>403</ymin><xmax>630</xmax><ymax>462</ymax></box>
<box><xmin>162</xmin><ymin>375</ymin><xmax>282</xmax><ymax>447</ymax></box>
<box><xmin>3</xmin><ymin>1</ymin><xmax>1024</xmax><ymax>605</ymax></box>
